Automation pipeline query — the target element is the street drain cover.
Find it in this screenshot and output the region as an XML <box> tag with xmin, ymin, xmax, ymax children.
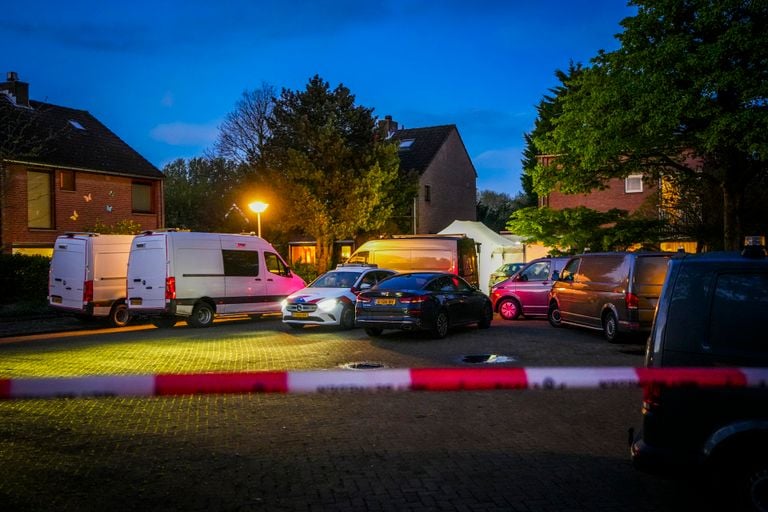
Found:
<box><xmin>341</xmin><ymin>361</ymin><xmax>386</xmax><ymax>370</ymax></box>
<box><xmin>462</xmin><ymin>354</ymin><xmax>517</xmax><ymax>364</ymax></box>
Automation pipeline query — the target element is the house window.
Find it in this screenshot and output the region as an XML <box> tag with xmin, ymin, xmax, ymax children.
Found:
<box><xmin>60</xmin><ymin>170</ymin><xmax>75</xmax><ymax>191</ymax></box>
<box><xmin>625</xmin><ymin>174</ymin><xmax>643</xmax><ymax>193</ymax></box>
<box><xmin>27</xmin><ymin>170</ymin><xmax>53</xmax><ymax>228</ymax></box>
<box><xmin>132</xmin><ymin>182</ymin><xmax>154</xmax><ymax>213</ymax></box>
<box><xmin>399</xmin><ymin>138</ymin><xmax>415</xmax><ymax>150</ymax></box>
<box><xmin>424</xmin><ymin>185</ymin><xmax>431</xmax><ymax>202</ymax></box>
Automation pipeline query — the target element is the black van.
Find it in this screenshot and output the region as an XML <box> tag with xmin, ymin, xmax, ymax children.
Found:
<box><xmin>630</xmin><ymin>238</ymin><xmax>768</xmax><ymax>510</ymax></box>
<box><xmin>547</xmin><ymin>251</ymin><xmax>673</xmax><ymax>341</ymax></box>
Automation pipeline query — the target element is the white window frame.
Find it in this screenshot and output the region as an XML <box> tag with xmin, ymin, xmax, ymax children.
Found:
<box><xmin>625</xmin><ymin>174</ymin><xmax>643</xmax><ymax>193</ymax></box>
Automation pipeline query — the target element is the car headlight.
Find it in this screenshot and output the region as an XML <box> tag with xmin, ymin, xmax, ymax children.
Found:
<box><xmin>281</xmin><ymin>299</ymin><xmax>288</xmax><ymax>308</ymax></box>
<box><xmin>318</xmin><ymin>298</ymin><xmax>338</xmax><ymax>312</ymax></box>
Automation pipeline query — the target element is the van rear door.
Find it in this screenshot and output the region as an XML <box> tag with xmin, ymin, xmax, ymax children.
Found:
<box><xmin>127</xmin><ymin>236</ymin><xmax>168</xmax><ymax>311</ymax></box>
<box><xmin>49</xmin><ymin>237</ymin><xmax>87</xmax><ymax>311</ymax></box>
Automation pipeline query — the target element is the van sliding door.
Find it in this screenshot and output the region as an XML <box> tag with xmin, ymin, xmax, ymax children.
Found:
<box><xmin>223</xmin><ymin>250</ymin><xmax>267</xmax><ymax>314</ymax></box>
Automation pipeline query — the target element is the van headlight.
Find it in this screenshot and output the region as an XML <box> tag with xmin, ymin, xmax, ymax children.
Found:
<box><xmin>318</xmin><ymin>298</ymin><xmax>338</xmax><ymax>312</ymax></box>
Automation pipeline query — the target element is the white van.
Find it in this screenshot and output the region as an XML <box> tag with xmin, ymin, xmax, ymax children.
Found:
<box><xmin>126</xmin><ymin>230</ymin><xmax>306</xmax><ymax>328</ymax></box>
<box><xmin>346</xmin><ymin>235</ymin><xmax>480</xmax><ymax>288</ymax></box>
<box><xmin>48</xmin><ymin>233</ymin><xmax>134</xmax><ymax>327</ymax></box>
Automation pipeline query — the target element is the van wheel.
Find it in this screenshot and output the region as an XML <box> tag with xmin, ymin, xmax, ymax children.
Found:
<box><xmin>188</xmin><ymin>302</ymin><xmax>215</xmax><ymax>328</ymax></box>
<box><xmin>340</xmin><ymin>306</ymin><xmax>355</xmax><ymax>330</ymax></box>
<box><xmin>478</xmin><ymin>302</ymin><xmax>493</xmax><ymax>329</ymax></box>
<box><xmin>432</xmin><ymin>310</ymin><xmax>449</xmax><ymax>339</ymax></box>
<box><xmin>151</xmin><ymin>316</ymin><xmax>177</xmax><ymax>329</ymax></box>
<box><xmin>548</xmin><ymin>302</ymin><xmax>562</xmax><ymax>328</ymax></box>
<box><xmin>109</xmin><ymin>302</ymin><xmax>131</xmax><ymax>328</ymax></box>
<box><xmin>364</xmin><ymin>327</ymin><xmax>383</xmax><ymax>337</ymax></box>
<box><xmin>603</xmin><ymin>311</ymin><xmax>620</xmax><ymax>343</ymax></box>
<box><xmin>498</xmin><ymin>298</ymin><xmax>521</xmax><ymax>320</ymax></box>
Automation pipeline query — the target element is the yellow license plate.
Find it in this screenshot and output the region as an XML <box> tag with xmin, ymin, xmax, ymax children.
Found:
<box><xmin>376</xmin><ymin>298</ymin><xmax>396</xmax><ymax>305</ymax></box>
<box><xmin>130</xmin><ymin>298</ymin><xmax>143</xmax><ymax>306</ymax></box>
<box><xmin>51</xmin><ymin>296</ymin><xmax>62</xmax><ymax>304</ymax></box>
<box><xmin>292</xmin><ymin>312</ymin><xmax>309</xmax><ymax>318</ymax></box>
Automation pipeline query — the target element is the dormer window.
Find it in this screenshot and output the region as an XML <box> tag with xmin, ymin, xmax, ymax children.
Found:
<box><xmin>399</xmin><ymin>138</ymin><xmax>415</xmax><ymax>150</ymax></box>
<box><xmin>68</xmin><ymin>119</ymin><xmax>85</xmax><ymax>130</ymax></box>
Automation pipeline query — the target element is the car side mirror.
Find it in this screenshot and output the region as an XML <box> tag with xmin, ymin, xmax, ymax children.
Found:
<box><xmin>516</xmin><ymin>274</ymin><xmax>528</xmax><ymax>282</ymax></box>
<box><xmin>551</xmin><ymin>271</ymin><xmax>560</xmax><ymax>281</ymax></box>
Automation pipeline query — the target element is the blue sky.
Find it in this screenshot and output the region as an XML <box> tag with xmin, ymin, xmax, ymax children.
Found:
<box><xmin>3</xmin><ymin>0</ymin><xmax>636</xmax><ymax>197</ymax></box>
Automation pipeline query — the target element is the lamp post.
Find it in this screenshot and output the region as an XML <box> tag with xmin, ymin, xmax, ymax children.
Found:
<box><xmin>248</xmin><ymin>201</ymin><xmax>269</xmax><ymax>237</ymax></box>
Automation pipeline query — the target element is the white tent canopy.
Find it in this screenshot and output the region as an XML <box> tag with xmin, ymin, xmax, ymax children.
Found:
<box><xmin>438</xmin><ymin>220</ymin><xmax>527</xmax><ymax>294</ymax></box>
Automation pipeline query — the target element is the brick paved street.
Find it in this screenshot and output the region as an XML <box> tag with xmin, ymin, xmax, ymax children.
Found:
<box><xmin>0</xmin><ymin>318</ymin><xmax>713</xmax><ymax>511</ymax></box>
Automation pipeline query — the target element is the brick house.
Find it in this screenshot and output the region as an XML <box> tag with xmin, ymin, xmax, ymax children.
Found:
<box><xmin>287</xmin><ymin>118</ymin><xmax>478</xmax><ymax>266</ymax></box>
<box><xmin>0</xmin><ymin>72</ymin><xmax>164</xmax><ymax>255</ymax></box>
<box><xmin>386</xmin><ymin>117</ymin><xmax>477</xmax><ymax>234</ymax></box>
<box><xmin>536</xmin><ymin>154</ymin><xmax>698</xmax><ymax>252</ymax></box>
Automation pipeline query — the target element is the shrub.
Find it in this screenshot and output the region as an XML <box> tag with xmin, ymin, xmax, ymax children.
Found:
<box><xmin>0</xmin><ymin>254</ymin><xmax>50</xmax><ymax>305</ymax></box>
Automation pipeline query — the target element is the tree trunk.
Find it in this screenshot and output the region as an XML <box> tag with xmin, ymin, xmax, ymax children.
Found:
<box><xmin>315</xmin><ymin>236</ymin><xmax>334</xmax><ymax>274</ymax></box>
<box><xmin>721</xmin><ymin>183</ymin><xmax>742</xmax><ymax>251</ymax></box>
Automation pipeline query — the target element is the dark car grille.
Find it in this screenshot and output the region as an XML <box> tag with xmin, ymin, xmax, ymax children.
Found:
<box><xmin>285</xmin><ymin>304</ymin><xmax>318</xmax><ymax>313</ymax></box>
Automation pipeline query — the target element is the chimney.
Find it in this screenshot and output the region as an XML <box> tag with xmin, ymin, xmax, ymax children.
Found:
<box><xmin>377</xmin><ymin>115</ymin><xmax>398</xmax><ymax>139</ymax></box>
<box><xmin>0</xmin><ymin>71</ymin><xmax>30</xmax><ymax>107</ymax></box>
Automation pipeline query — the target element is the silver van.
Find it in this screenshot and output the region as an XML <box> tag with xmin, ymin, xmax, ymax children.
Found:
<box><xmin>490</xmin><ymin>257</ymin><xmax>570</xmax><ymax>320</ymax></box>
<box><xmin>547</xmin><ymin>251</ymin><xmax>673</xmax><ymax>341</ymax></box>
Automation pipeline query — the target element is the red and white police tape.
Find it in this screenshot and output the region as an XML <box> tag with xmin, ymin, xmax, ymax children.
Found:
<box><xmin>1</xmin><ymin>367</ymin><xmax>767</xmax><ymax>400</ymax></box>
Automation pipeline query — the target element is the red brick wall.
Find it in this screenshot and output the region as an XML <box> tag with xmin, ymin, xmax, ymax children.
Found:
<box><xmin>2</xmin><ymin>164</ymin><xmax>163</xmax><ymax>252</ymax></box>
<box><xmin>546</xmin><ymin>177</ymin><xmax>658</xmax><ymax>214</ymax></box>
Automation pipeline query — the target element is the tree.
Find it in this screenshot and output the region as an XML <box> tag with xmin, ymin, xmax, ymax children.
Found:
<box><xmin>214</xmin><ymin>83</ymin><xmax>276</xmax><ymax>166</ymax></box>
<box><xmin>163</xmin><ymin>157</ymin><xmax>248</xmax><ymax>232</ymax></box>
<box><xmin>520</xmin><ymin>63</ymin><xmax>583</xmax><ymax>205</ymax></box>
<box><xmin>476</xmin><ymin>190</ymin><xmax>534</xmax><ymax>233</ymax></box>
<box><xmin>259</xmin><ymin>75</ymin><xmax>400</xmax><ymax>272</ymax></box>
<box><xmin>507</xmin><ymin>206</ymin><xmax>663</xmax><ymax>254</ymax></box>
<box><xmin>531</xmin><ymin>0</ymin><xmax>768</xmax><ymax>250</ymax></box>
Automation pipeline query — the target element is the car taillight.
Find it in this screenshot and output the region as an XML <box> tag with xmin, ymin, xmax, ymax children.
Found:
<box><xmin>399</xmin><ymin>295</ymin><xmax>428</xmax><ymax>304</ymax></box>
<box><xmin>642</xmin><ymin>383</ymin><xmax>662</xmax><ymax>410</ymax></box>
<box><xmin>357</xmin><ymin>295</ymin><xmax>372</xmax><ymax>304</ymax></box>
<box><xmin>626</xmin><ymin>292</ymin><xmax>639</xmax><ymax>310</ymax></box>
<box><xmin>165</xmin><ymin>276</ymin><xmax>176</xmax><ymax>300</ymax></box>
<box><xmin>83</xmin><ymin>280</ymin><xmax>93</xmax><ymax>304</ymax></box>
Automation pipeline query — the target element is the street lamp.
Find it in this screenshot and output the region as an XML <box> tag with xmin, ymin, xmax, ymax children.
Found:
<box><xmin>248</xmin><ymin>201</ymin><xmax>269</xmax><ymax>237</ymax></box>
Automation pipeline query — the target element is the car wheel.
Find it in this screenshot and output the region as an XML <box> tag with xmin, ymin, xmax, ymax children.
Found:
<box><xmin>109</xmin><ymin>301</ymin><xmax>131</xmax><ymax>328</ymax></box>
<box><xmin>498</xmin><ymin>297</ymin><xmax>521</xmax><ymax>320</ymax></box>
<box><xmin>151</xmin><ymin>316</ymin><xmax>177</xmax><ymax>329</ymax></box>
<box><xmin>432</xmin><ymin>310</ymin><xmax>449</xmax><ymax>339</ymax></box>
<box><xmin>548</xmin><ymin>301</ymin><xmax>562</xmax><ymax>328</ymax></box>
<box><xmin>603</xmin><ymin>311</ymin><xmax>619</xmax><ymax>343</ymax></box>
<box><xmin>478</xmin><ymin>302</ymin><xmax>493</xmax><ymax>329</ymax></box>
<box><xmin>340</xmin><ymin>306</ymin><xmax>355</xmax><ymax>330</ymax></box>
<box><xmin>188</xmin><ymin>302</ymin><xmax>215</xmax><ymax>328</ymax></box>
<box><xmin>288</xmin><ymin>323</ymin><xmax>304</xmax><ymax>330</ymax></box>
<box><xmin>364</xmin><ymin>327</ymin><xmax>383</xmax><ymax>337</ymax></box>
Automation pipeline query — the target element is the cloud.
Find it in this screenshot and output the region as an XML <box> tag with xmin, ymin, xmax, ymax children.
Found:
<box><xmin>474</xmin><ymin>147</ymin><xmax>523</xmax><ymax>171</ymax></box>
<box><xmin>150</xmin><ymin>121</ymin><xmax>219</xmax><ymax>146</ymax></box>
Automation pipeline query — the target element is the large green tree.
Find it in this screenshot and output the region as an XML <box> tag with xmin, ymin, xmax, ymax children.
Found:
<box><xmin>476</xmin><ymin>190</ymin><xmax>534</xmax><ymax>233</ymax></box>
<box><xmin>163</xmin><ymin>157</ymin><xmax>248</xmax><ymax>232</ymax></box>
<box><xmin>532</xmin><ymin>0</ymin><xmax>768</xmax><ymax>250</ymax></box>
<box><xmin>259</xmin><ymin>75</ymin><xmax>400</xmax><ymax>272</ymax></box>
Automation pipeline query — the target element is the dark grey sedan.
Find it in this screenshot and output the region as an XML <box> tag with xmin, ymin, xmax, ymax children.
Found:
<box><xmin>355</xmin><ymin>272</ymin><xmax>493</xmax><ymax>338</ymax></box>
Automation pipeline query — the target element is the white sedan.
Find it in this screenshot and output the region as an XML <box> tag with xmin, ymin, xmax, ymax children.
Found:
<box><xmin>281</xmin><ymin>265</ymin><xmax>395</xmax><ymax>329</ymax></box>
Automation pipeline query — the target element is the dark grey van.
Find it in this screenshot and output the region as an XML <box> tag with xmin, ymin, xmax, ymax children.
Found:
<box><xmin>547</xmin><ymin>251</ymin><xmax>673</xmax><ymax>341</ymax></box>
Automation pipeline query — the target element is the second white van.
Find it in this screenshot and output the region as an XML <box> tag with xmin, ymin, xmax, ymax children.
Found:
<box><xmin>126</xmin><ymin>230</ymin><xmax>306</xmax><ymax>328</ymax></box>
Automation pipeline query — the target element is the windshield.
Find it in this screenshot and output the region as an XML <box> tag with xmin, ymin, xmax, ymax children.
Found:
<box><xmin>310</xmin><ymin>271</ymin><xmax>359</xmax><ymax>288</ymax></box>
